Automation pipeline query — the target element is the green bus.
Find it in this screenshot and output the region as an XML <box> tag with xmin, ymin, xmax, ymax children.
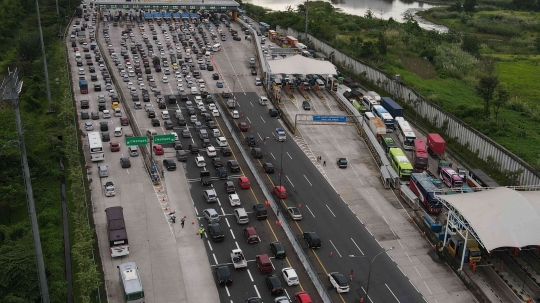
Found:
<box><xmin>118</xmin><ymin>262</ymin><xmax>145</xmax><ymax>303</ymax></box>
<box><xmin>389</xmin><ymin>147</ymin><xmax>413</xmax><ymax>181</ymax></box>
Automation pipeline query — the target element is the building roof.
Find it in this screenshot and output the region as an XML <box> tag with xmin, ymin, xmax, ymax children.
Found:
<box><xmin>267</xmin><ymin>55</ymin><xmax>336</xmax><ymax>75</ymax></box>
<box><xmin>439</xmin><ymin>187</ymin><xmax>540</xmax><ymax>251</ymax></box>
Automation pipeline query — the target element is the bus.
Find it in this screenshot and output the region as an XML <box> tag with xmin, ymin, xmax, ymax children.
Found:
<box><xmin>440</xmin><ymin>166</ymin><xmax>463</xmax><ymax>188</ymax></box>
<box><xmin>395</xmin><ymin>117</ymin><xmax>416</xmax><ymax>150</ymax></box>
<box><xmin>88</xmin><ymin>131</ymin><xmax>105</xmax><ymax>162</ymax></box>
<box><xmin>389</xmin><ymin>148</ymin><xmax>413</xmax><ymax>181</ymax></box>
<box><xmin>412</xmin><ymin>139</ymin><xmax>428</xmax><ymax>172</ymax></box>
<box><xmin>372</xmin><ymin>105</ymin><xmax>394</xmax><ymax>130</ymax></box>
<box><xmin>468</xmin><ymin>169</ymin><xmax>500</xmax><ymax>188</ymax></box>
<box><xmin>362</xmin><ymin>95</ymin><xmax>379</xmax><ymax>112</ymax></box>
<box><xmin>105</xmin><ymin>206</ymin><xmax>129</xmax><ymax>257</ymax></box>
<box><xmin>118</xmin><ymin>262</ymin><xmax>145</xmax><ymax>303</ymax></box>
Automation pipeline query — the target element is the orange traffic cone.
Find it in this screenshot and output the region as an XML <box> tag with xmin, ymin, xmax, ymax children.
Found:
<box><xmin>359</xmin><ymin>297</ymin><xmax>364</xmax><ymax>303</ymax></box>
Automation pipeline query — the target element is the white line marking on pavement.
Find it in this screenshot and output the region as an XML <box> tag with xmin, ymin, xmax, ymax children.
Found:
<box><xmin>305</xmin><ymin>204</ymin><xmax>315</xmax><ymax>218</ymax></box>
<box><xmin>230</xmin><ymin>229</ymin><xmax>236</xmax><ymax>240</ymax></box>
<box><xmin>270</xmin><ymin>152</ymin><xmax>276</xmax><ymax>160</ymax></box>
<box><xmin>303</xmin><ymin>175</ymin><xmax>312</xmax><ymax>186</ymax></box>
<box><xmin>405</xmin><ymin>252</ymin><xmax>412</xmax><ymax>262</ymax></box>
<box><xmin>286</xmin><ymin>152</ymin><xmax>292</xmax><ymax>159</ymax></box>
<box><xmin>257</xmin><ymin>133</ymin><xmax>262</xmax><ymax>140</ymax></box>
<box><xmin>326</xmin><ymin>204</ymin><xmax>336</xmax><ymax>217</ymax></box>
<box><xmin>423</xmin><ymin>281</ymin><xmax>433</xmax><ymax>294</ymax></box>
<box><xmin>284</xmin><ymin>289</ymin><xmax>291</xmax><ymax>300</ymax></box>
<box><xmin>213</xmin><ymin>253</ymin><xmax>218</xmax><ymax>264</ymax></box>
<box><xmin>286</xmin><ymin>175</ymin><xmax>294</xmax><ymax>187</ymax></box>
<box><xmin>414</xmin><ymin>266</ymin><xmax>422</xmax><ymax>278</ymax></box>
<box><xmin>225</xmin><ymin>285</ymin><xmax>231</xmax><ymax>296</ymax></box>
<box><xmin>246</xmin><ymin>116</ymin><xmax>252</xmax><ymax>123</ymax></box>
<box><xmin>208</xmin><ymin>242</ymin><xmax>214</xmax><ymax>251</ymax></box>
<box><xmin>398</xmin><ymin>239</ymin><xmax>405</xmax><ymax>250</ymax></box>
<box><xmin>254</xmin><ymin>285</ymin><xmax>260</xmax><ymax>297</ymax></box>
<box><xmin>385</xmin><ymin>283</ymin><xmax>401</xmax><ymax>302</ymax></box>
<box><xmin>224</xmin><ymin>217</ymin><xmax>231</xmax><ymax>228</ymax></box>
<box><xmin>260</xmin><ymin>116</ymin><xmax>266</xmax><ymax>123</ymax></box>
<box><xmin>351</xmin><ymin>238</ymin><xmax>364</xmax><ymax>255</ymax></box>
<box><xmin>236</xmin><ymin>242</ymin><xmax>240</xmax><ymax>250</ymax></box>
<box><xmin>329</xmin><ymin>240</ymin><xmax>342</xmax><ymax>257</ymax></box>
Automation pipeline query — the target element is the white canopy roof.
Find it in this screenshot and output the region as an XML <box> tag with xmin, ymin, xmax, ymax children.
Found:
<box><xmin>267</xmin><ymin>55</ymin><xmax>336</xmax><ymax>75</ymax></box>
<box><xmin>440</xmin><ymin>187</ymin><xmax>540</xmax><ymax>252</ymax></box>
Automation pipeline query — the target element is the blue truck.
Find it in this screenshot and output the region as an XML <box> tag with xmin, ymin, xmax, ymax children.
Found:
<box><xmin>380</xmin><ymin>97</ymin><xmax>403</xmax><ymax>118</ymax></box>
<box><xmin>79</xmin><ymin>79</ymin><xmax>88</xmax><ymax>94</ymax></box>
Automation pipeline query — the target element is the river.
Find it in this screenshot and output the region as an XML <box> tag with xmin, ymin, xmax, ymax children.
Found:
<box><xmin>243</xmin><ymin>0</ymin><xmax>448</xmax><ymax>32</ymax></box>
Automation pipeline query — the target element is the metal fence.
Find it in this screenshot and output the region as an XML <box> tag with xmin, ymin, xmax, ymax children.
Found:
<box><xmin>276</xmin><ymin>26</ymin><xmax>540</xmax><ymax>186</ymax></box>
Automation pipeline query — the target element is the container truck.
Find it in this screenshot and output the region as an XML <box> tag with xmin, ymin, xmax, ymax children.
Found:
<box><xmin>426</xmin><ymin>133</ymin><xmax>446</xmax><ymax>157</ymax></box>
<box><xmin>409</xmin><ymin>173</ymin><xmax>442</xmax><ymax>214</ymax></box>
<box><xmin>79</xmin><ymin>79</ymin><xmax>88</xmax><ymax>94</ymax></box>
<box><xmin>368</xmin><ymin>117</ymin><xmax>386</xmax><ymax>139</ymax></box>
<box><xmin>380</xmin><ymin>97</ymin><xmax>403</xmax><ymax>118</ymax></box>
<box><xmin>286</xmin><ymin>36</ymin><xmax>298</xmax><ymax>46</ymax></box>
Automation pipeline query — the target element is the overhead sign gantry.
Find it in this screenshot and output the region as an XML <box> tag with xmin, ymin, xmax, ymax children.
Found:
<box><xmin>94</xmin><ymin>0</ymin><xmax>240</xmax><ymax>11</ymax></box>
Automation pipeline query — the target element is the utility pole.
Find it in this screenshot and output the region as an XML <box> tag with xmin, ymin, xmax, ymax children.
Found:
<box><xmin>35</xmin><ymin>0</ymin><xmax>54</xmax><ymax>113</ymax></box>
<box><xmin>1</xmin><ymin>68</ymin><xmax>51</xmax><ymax>303</ymax></box>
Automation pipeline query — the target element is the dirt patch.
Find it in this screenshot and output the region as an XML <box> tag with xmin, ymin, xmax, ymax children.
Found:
<box><xmin>400</xmin><ymin>56</ymin><xmax>438</xmax><ymax>79</ymax></box>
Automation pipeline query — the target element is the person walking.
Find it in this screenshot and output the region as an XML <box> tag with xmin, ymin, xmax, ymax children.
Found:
<box><xmin>263</xmin><ymin>137</ymin><xmax>267</xmax><ymax>145</ymax></box>
<box><xmin>180</xmin><ymin>217</ymin><xmax>185</xmax><ymax>228</ymax></box>
<box><xmin>199</xmin><ymin>226</ymin><xmax>205</xmax><ymax>239</ymax></box>
<box><xmin>323</xmin><ymin>160</ymin><xmax>326</xmax><ymax>166</ymax></box>
<box><xmin>350</xmin><ymin>270</ymin><xmax>354</xmax><ymax>281</ymax></box>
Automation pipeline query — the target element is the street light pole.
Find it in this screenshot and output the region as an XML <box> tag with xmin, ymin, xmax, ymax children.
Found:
<box><xmin>349</xmin><ymin>246</ymin><xmax>395</xmax><ymax>302</ymax></box>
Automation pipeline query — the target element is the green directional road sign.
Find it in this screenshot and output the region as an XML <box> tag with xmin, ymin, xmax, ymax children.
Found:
<box><xmin>125</xmin><ymin>136</ymin><xmax>148</xmax><ymax>146</ymax></box>
<box><xmin>154</xmin><ymin>134</ymin><xmax>175</xmax><ymax>144</ymax></box>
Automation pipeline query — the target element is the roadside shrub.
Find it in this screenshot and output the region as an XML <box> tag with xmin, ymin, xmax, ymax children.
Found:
<box><xmin>507</xmin><ymin>97</ymin><xmax>527</xmax><ymax>112</ymax></box>
<box><xmin>433</xmin><ymin>44</ymin><xmax>479</xmax><ymax>78</ymax></box>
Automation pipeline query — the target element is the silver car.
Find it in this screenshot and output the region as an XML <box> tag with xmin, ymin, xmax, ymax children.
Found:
<box><xmin>85</xmin><ymin>122</ymin><xmax>94</xmax><ymax>131</ymax></box>
<box><xmin>203</xmin><ymin>208</ymin><xmax>220</xmax><ymax>223</ymax></box>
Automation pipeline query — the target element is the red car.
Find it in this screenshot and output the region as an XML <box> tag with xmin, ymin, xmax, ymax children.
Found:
<box><xmin>238</xmin><ymin>122</ymin><xmax>249</xmax><ymax>132</ymax></box>
<box><xmin>238</xmin><ymin>177</ymin><xmax>251</xmax><ymax>189</ymax></box>
<box><xmin>295</xmin><ymin>291</ymin><xmax>312</xmax><ymax>303</ymax></box>
<box><xmin>110</xmin><ymin>141</ymin><xmax>120</xmax><ymax>152</ymax></box>
<box><xmin>273</xmin><ymin>186</ymin><xmax>288</xmax><ymax>199</ymax></box>
<box><xmin>153</xmin><ymin>144</ymin><xmax>164</xmax><ymax>155</ymax></box>
<box><xmin>120</xmin><ymin>117</ymin><xmax>129</xmax><ymax>126</ymax></box>
<box><xmin>243</xmin><ymin>226</ymin><xmax>260</xmax><ymax>243</ymax></box>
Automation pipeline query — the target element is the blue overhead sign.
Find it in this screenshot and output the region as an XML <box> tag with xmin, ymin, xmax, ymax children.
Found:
<box><xmin>182</xmin><ymin>13</ymin><xmax>189</xmax><ymax>19</ymax></box>
<box><xmin>313</xmin><ymin>115</ymin><xmax>347</xmax><ymax>122</ymax></box>
<box><xmin>163</xmin><ymin>13</ymin><xmax>171</xmax><ymax>18</ymax></box>
<box><xmin>144</xmin><ymin>13</ymin><xmax>152</xmax><ymax>19</ymax></box>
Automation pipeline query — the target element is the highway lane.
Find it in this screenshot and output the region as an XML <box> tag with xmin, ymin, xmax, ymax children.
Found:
<box><xmin>224</xmin><ymin>91</ymin><xmax>426</xmax><ymax>303</ymax></box>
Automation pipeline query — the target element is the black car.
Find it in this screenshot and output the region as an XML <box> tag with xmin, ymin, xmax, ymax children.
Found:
<box><xmin>246</xmin><ymin>298</ymin><xmax>262</xmax><ymax>303</ymax></box>
<box><xmin>90</xmin><ymin>75</ymin><xmax>98</xmax><ymax>81</ymax></box>
<box><xmin>180</xmin><ymin>93</ymin><xmax>189</xmax><ymax>100</ymax></box>
<box><xmin>132</xmin><ymin>94</ymin><xmax>140</xmax><ymax>102</ymax></box>
<box><xmin>80</xmin><ymin>99</ymin><xmax>89</xmax><ymax>109</ymax></box>
<box><xmin>101</xmin><ymin>132</ymin><xmax>110</xmax><ymax>142</ymax></box>
<box><xmin>151</xmin><ymin>118</ymin><xmax>161</xmax><ymax>126</ymax></box>
<box><xmin>212</xmin><ymin>157</ymin><xmax>223</xmax><ymax>168</ymax></box>
<box><xmin>303</xmin><ymin>231</ymin><xmax>321</xmax><ymax>248</ymax></box>
<box><xmin>189</xmin><ymin>143</ymin><xmax>199</xmax><ymax>154</ymax></box>
<box><xmin>222</xmin><ymin>91</ymin><xmax>230</xmax><ymax>98</ymax></box>
<box><xmin>252</xmin><ymin>204</ymin><xmax>268</xmax><ymax>220</ymax></box>
<box><xmin>263</xmin><ymin>163</ymin><xmax>274</xmax><ymax>173</ymax></box>
<box><xmin>265</xmin><ymin>274</ymin><xmax>284</xmax><ymax>295</ymax></box>
<box><xmin>207</xmin><ymin>65</ymin><xmax>214</xmax><ymax>71</ymax></box>
<box><xmin>251</xmin><ymin>148</ymin><xmax>263</xmax><ymax>159</ymax></box>
<box><xmin>246</xmin><ymin>135</ymin><xmax>256</xmax><ymax>147</ymax></box>
<box><xmin>215</xmin><ymin>264</ymin><xmax>232</xmax><ymax>285</ymax></box>
<box><xmin>81</xmin><ymin>110</ymin><xmax>90</xmax><ymax>120</ymax></box>
<box><xmin>158</xmin><ymin>100</ymin><xmax>167</xmax><ymax>109</ymax></box>
<box><xmin>187</xmin><ymin>107</ymin><xmax>196</xmax><ymax>115</ymax></box>
<box><xmin>208</xmin><ymin>223</ymin><xmax>225</xmax><ymax>242</ymax></box>
<box><xmin>227</xmin><ymin>160</ymin><xmax>240</xmax><ymax>172</ymax></box>
<box><xmin>269</xmin><ymin>242</ymin><xmax>286</xmax><ymax>259</ymax></box>
<box><xmin>91</xmin><ymin>112</ymin><xmax>100</xmax><ymax>120</ymax></box>
<box><xmin>269</xmin><ymin>108</ymin><xmax>279</xmax><ymax>117</ymax></box>
<box><xmin>221</xmin><ymin>147</ymin><xmax>232</xmax><ymax>156</ymax></box>
<box><xmin>178</xmin><ymin>117</ymin><xmax>186</xmax><ymax>126</ymax></box>
<box><xmin>302</xmin><ymin>100</ymin><xmax>311</xmax><ymax>110</ymax></box>
<box><xmin>120</xmin><ymin>157</ymin><xmax>131</xmax><ymax>168</ymax></box>
<box><xmin>206</xmin><ymin>121</ymin><xmax>217</xmax><ymax>129</ymax></box>
<box><xmin>174</xmin><ymin>140</ymin><xmax>183</xmax><ymax>150</ymax></box>
<box><xmin>147</xmin><ymin>109</ymin><xmax>156</xmax><ymax>118</ymax></box>
<box><xmin>233</xmin><ymin>36</ymin><xmax>241</xmax><ymax>41</ymax></box>
<box><xmin>201</xmin><ymin>138</ymin><xmax>211</xmax><ymax>148</ymax></box>
<box><xmin>163</xmin><ymin>158</ymin><xmax>177</xmax><ymax>171</ymax></box>
<box><xmin>216</xmin><ymin>167</ymin><xmax>228</xmax><ymax>180</ymax></box>
<box><xmin>224</xmin><ymin>181</ymin><xmax>235</xmax><ymax>194</ymax></box>
<box><xmin>100</xmin><ymin>121</ymin><xmax>108</xmax><ymax>131</ymax></box>
<box><xmin>212</xmin><ymin>73</ymin><xmax>219</xmax><ymax>80</ymax></box>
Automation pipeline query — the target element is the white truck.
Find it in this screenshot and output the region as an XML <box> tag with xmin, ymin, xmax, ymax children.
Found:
<box><xmin>231</xmin><ymin>249</ymin><xmax>247</xmax><ymax>269</ymax></box>
<box><xmin>368</xmin><ymin>117</ymin><xmax>386</xmax><ymax>138</ymax></box>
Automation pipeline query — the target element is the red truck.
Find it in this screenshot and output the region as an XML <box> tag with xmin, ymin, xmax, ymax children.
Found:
<box><xmin>426</xmin><ymin>133</ymin><xmax>446</xmax><ymax>156</ymax></box>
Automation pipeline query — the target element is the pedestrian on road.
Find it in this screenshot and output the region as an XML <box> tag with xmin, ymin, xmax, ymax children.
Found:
<box><xmin>161</xmin><ymin>169</ymin><xmax>164</xmax><ymax>178</ymax></box>
<box><xmin>350</xmin><ymin>270</ymin><xmax>354</xmax><ymax>281</ymax></box>
<box><xmin>199</xmin><ymin>227</ymin><xmax>205</xmax><ymax>239</ymax></box>
<box><xmin>263</xmin><ymin>137</ymin><xmax>267</xmax><ymax>145</ymax></box>
<box><xmin>323</xmin><ymin>160</ymin><xmax>326</xmax><ymax>166</ymax></box>
<box><xmin>180</xmin><ymin>217</ymin><xmax>185</xmax><ymax>228</ymax></box>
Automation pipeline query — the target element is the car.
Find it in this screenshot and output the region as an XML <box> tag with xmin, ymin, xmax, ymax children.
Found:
<box><xmin>233</xmin><ymin>36</ymin><xmax>241</xmax><ymax>41</ymax></box>
<box><xmin>101</xmin><ymin>132</ymin><xmax>110</xmax><ymax>142</ymax></box>
<box><xmin>238</xmin><ymin>176</ymin><xmax>250</xmax><ymax>189</ymax></box>
<box><xmin>207</xmin><ymin>120</ymin><xmax>217</xmax><ymax>128</ymax></box>
<box><xmin>147</xmin><ymin>110</ymin><xmax>156</xmax><ymax>118</ymax></box>
<box><xmin>228</xmin><ymin>193</ymin><xmax>241</xmax><ymax>206</ymax></box>
<box><xmin>227</xmin><ymin>160</ymin><xmax>240</xmax><ymax>173</ymax></box>
<box><xmin>337</xmin><ymin>157</ymin><xmax>348</xmax><ymax>168</ymax></box>
<box><xmin>212</xmin><ymin>73</ymin><xmax>219</xmax><ymax>80</ymax></box>
<box><xmin>282</xmin><ymin>267</ymin><xmax>299</xmax><ymax>286</ymax></box>
<box><xmin>246</xmin><ymin>135</ymin><xmax>256</xmax><ymax>147</ymax></box>
<box><xmin>252</xmin><ymin>204</ymin><xmax>268</xmax><ymax>220</ymax></box>
<box><xmin>170</xmin><ymin>131</ymin><xmax>179</xmax><ymax>141</ymax></box>
<box><xmin>238</xmin><ymin>122</ymin><xmax>249</xmax><ymax>132</ymax></box>
<box><xmin>263</xmin><ymin>163</ymin><xmax>275</xmax><ymax>173</ymax></box>
<box><xmin>294</xmin><ymin>291</ymin><xmax>312</xmax><ymax>303</ymax></box>
<box><xmin>287</xmin><ymin>207</ymin><xmax>302</xmax><ymax>220</ymax></box>
<box><xmin>102</xmin><ymin>109</ymin><xmax>111</xmax><ymax>118</ymax></box>
<box><xmin>215</xmin><ymin>136</ymin><xmax>227</xmax><ymax>147</ymax></box>
<box><xmin>269</xmin><ymin>108</ymin><xmax>279</xmax><ymax>117</ymax></box>
<box><xmin>182</xmin><ymin>129</ymin><xmax>191</xmax><ymax>138</ymax></box>
<box><xmin>173</xmin><ymin>140</ymin><xmax>183</xmax><ymax>150</ymax></box>
<box><xmin>80</xmin><ymin>99</ymin><xmax>89</xmax><ymax>108</ymax></box>
<box><xmin>274</xmin><ymin>297</ymin><xmax>289</xmax><ymax>303</ymax></box>
<box><xmin>91</xmin><ymin>111</ymin><xmax>99</xmax><ymax>120</ymax></box>
<box><xmin>221</xmin><ymin>146</ymin><xmax>232</xmax><ymax>156</ymax></box>
<box><xmin>255</xmin><ymin>77</ymin><xmax>262</xmax><ymax>85</ymax></box>
<box><xmin>151</xmin><ymin>118</ymin><xmax>161</xmax><ymax>126</ymax></box>
<box><xmin>120</xmin><ymin>117</ymin><xmax>129</xmax><ymax>126</ymax></box>
<box><xmin>243</xmin><ymin>226</ymin><xmax>260</xmax><ymax>243</ymax></box>
<box><xmin>246</xmin><ymin>297</ymin><xmax>263</xmax><ymax>303</ymax></box>
<box><xmin>153</xmin><ymin>144</ymin><xmax>164</xmax><ymax>155</ymax></box>
<box><xmin>84</xmin><ymin>122</ymin><xmax>94</xmax><ymax>131</ymax></box>
<box><xmin>215</xmin><ymin>264</ymin><xmax>232</xmax><ymax>284</ymax></box>
<box><xmin>163</xmin><ymin>158</ymin><xmax>177</xmax><ymax>171</ymax></box>
<box><xmin>110</xmin><ymin>141</ymin><xmax>120</xmax><ymax>152</ymax></box>
<box><xmin>302</xmin><ymin>100</ymin><xmax>311</xmax><ymax>110</ymax></box>
<box><xmin>211</xmin><ymin>109</ymin><xmax>220</xmax><ymax>117</ymax></box>
<box><xmin>195</xmin><ymin>156</ymin><xmax>206</xmax><ymax>167</ymax></box>
<box><xmin>204</xmin><ymin>189</ymin><xmax>217</xmax><ymax>203</ymax></box>
<box><xmin>328</xmin><ymin>272</ymin><xmax>350</xmax><ymax>293</ymax></box>
<box><xmin>222</xmin><ymin>91</ymin><xmax>230</xmax><ymax>98</ymax></box>
<box><xmin>221</xmin><ymin>181</ymin><xmax>235</xmax><ymax>194</ymax></box>
<box><xmin>303</xmin><ymin>231</ymin><xmax>321</xmax><ymax>248</ymax></box>
<box><xmin>212</xmin><ymin>157</ymin><xmax>223</xmax><ymax>168</ymax></box>
<box><xmin>100</xmin><ymin>121</ymin><xmax>108</xmax><ymax>131</ymax></box>
<box><xmin>216</xmin><ymin>167</ymin><xmax>228</xmax><ymax>179</ymax></box>
<box><xmin>208</xmin><ymin>223</ymin><xmax>225</xmax><ymax>242</ymax></box>
<box><xmin>161</xmin><ymin>110</ymin><xmax>170</xmax><ymax>119</ymax></box>
<box><xmin>265</xmin><ymin>274</ymin><xmax>284</xmax><ymax>295</ymax></box>
<box><xmin>120</xmin><ymin>157</ymin><xmax>131</xmax><ymax>168</ymax></box>
<box><xmin>270</xmin><ymin>242</ymin><xmax>286</xmax><ymax>259</ymax></box>
<box><xmin>251</xmin><ymin>147</ymin><xmax>263</xmax><ymax>159</ymax></box>
<box><xmin>216</xmin><ymin>81</ymin><xmax>223</xmax><ymax>88</ymax></box>
<box><xmin>203</xmin><ymin>208</ymin><xmax>220</xmax><ymax>223</ymax></box>
<box><xmin>273</xmin><ymin>186</ymin><xmax>288</xmax><ymax>199</ymax></box>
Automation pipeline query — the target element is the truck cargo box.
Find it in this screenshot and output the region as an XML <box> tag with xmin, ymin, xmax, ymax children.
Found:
<box><xmin>380</xmin><ymin>97</ymin><xmax>403</xmax><ymax>118</ymax></box>
<box><xmin>426</xmin><ymin>133</ymin><xmax>446</xmax><ymax>156</ymax></box>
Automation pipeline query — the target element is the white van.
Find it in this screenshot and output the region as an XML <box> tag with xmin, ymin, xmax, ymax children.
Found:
<box><xmin>114</xmin><ymin>127</ymin><xmax>123</xmax><ymax>137</ymax></box>
<box><xmin>212</xmin><ymin>43</ymin><xmax>221</xmax><ymax>52</ymax></box>
<box><xmin>205</xmin><ymin>51</ymin><xmax>211</xmax><ymax>58</ymax></box>
<box><xmin>259</xmin><ymin>96</ymin><xmax>268</xmax><ymax>105</ymax></box>
<box><xmin>146</xmin><ymin>129</ymin><xmax>158</xmax><ymax>137</ymax></box>
<box><xmin>234</xmin><ymin>208</ymin><xmax>249</xmax><ymax>224</ymax></box>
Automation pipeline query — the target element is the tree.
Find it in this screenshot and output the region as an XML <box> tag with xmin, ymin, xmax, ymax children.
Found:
<box><xmin>461</xmin><ymin>34</ymin><xmax>481</xmax><ymax>57</ymax></box>
<box><xmin>16</xmin><ymin>32</ymin><xmax>41</xmax><ymax>62</ymax></box>
<box><xmin>463</xmin><ymin>0</ymin><xmax>477</xmax><ymax>12</ymax></box>
<box><xmin>376</xmin><ymin>31</ymin><xmax>387</xmax><ymax>55</ymax></box>
<box><xmin>361</xmin><ymin>41</ymin><xmax>376</xmax><ymax>58</ymax></box>
<box><xmin>492</xmin><ymin>87</ymin><xmax>509</xmax><ymax>119</ymax></box>
<box><xmin>476</xmin><ymin>75</ymin><xmax>499</xmax><ymax>118</ymax></box>
<box><xmin>364</xmin><ymin>9</ymin><xmax>374</xmax><ymax>19</ymax></box>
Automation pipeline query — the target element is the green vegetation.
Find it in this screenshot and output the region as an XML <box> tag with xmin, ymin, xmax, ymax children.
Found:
<box><xmin>0</xmin><ymin>0</ymin><xmax>102</xmax><ymax>302</ymax></box>
<box><xmin>241</xmin><ymin>0</ymin><xmax>540</xmax><ymax>179</ymax></box>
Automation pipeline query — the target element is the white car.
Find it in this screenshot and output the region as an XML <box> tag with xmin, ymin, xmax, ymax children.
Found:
<box><xmin>102</xmin><ymin>110</ymin><xmax>111</xmax><ymax>118</ymax></box>
<box><xmin>161</xmin><ymin>110</ymin><xmax>170</xmax><ymax>119</ymax></box>
<box><xmin>195</xmin><ymin>96</ymin><xmax>203</xmax><ymax>103</ymax></box>
<box><xmin>170</xmin><ymin>132</ymin><xmax>179</xmax><ymax>141</ymax></box>
<box><xmin>190</xmin><ymin>115</ymin><xmax>197</xmax><ymax>123</ymax></box>
<box><xmin>232</xmin><ymin>110</ymin><xmax>239</xmax><ymax>119</ymax></box>
<box><xmin>282</xmin><ymin>267</ymin><xmax>299</xmax><ymax>286</ymax></box>
<box><xmin>78</xmin><ymin>68</ymin><xmax>85</xmax><ymax>75</ymax></box>
<box><xmin>206</xmin><ymin>146</ymin><xmax>217</xmax><ymax>157</ymax></box>
<box><xmin>328</xmin><ymin>272</ymin><xmax>350</xmax><ymax>293</ymax></box>
<box><xmin>208</xmin><ymin>103</ymin><xmax>216</xmax><ymax>111</ymax></box>
<box><xmin>162</xmin><ymin>76</ymin><xmax>168</xmax><ymax>83</ymax></box>
<box><xmin>84</xmin><ymin>122</ymin><xmax>94</xmax><ymax>131</ymax></box>
<box><xmin>216</xmin><ymin>137</ymin><xmax>227</xmax><ymax>147</ymax></box>
<box><xmin>195</xmin><ymin>156</ymin><xmax>206</xmax><ymax>167</ymax></box>
<box><xmin>228</xmin><ymin>193</ymin><xmax>240</xmax><ymax>206</ymax></box>
<box><xmin>212</xmin><ymin>109</ymin><xmax>220</xmax><ymax>117</ymax></box>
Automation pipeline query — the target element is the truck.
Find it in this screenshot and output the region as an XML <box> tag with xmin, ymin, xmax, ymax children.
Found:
<box><xmin>153</xmin><ymin>56</ymin><xmax>160</xmax><ymax>67</ymax></box>
<box><xmin>200</xmin><ymin>171</ymin><xmax>212</xmax><ymax>186</ymax></box>
<box><xmin>367</xmin><ymin>91</ymin><xmax>381</xmax><ymax>102</ymax></box>
<box><xmin>227</xmin><ymin>99</ymin><xmax>236</xmax><ymax>108</ymax></box>
<box><xmin>367</xmin><ymin>116</ymin><xmax>386</xmax><ymax>138</ymax></box>
<box><xmin>231</xmin><ymin>249</ymin><xmax>247</xmax><ymax>269</ymax></box>
<box><xmin>76</xmin><ymin>7</ymin><xmax>83</xmax><ymax>17</ymax></box>
<box><xmin>104</xmin><ymin>181</ymin><xmax>115</xmax><ymax>197</ymax></box>
<box><xmin>380</xmin><ymin>134</ymin><xmax>398</xmax><ymax>154</ymax></box>
<box><xmin>426</xmin><ymin>133</ymin><xmax>446</xmax><ymax>157</ymax></box>
<box><xmin>372</xmin><ymin>105</ymin><xmax>395</xmax><ymax>130</ymax></box>
<box><xmin>409</xmin><ymin>173</ymin><xmax>442</xmax><ymax>214</ymax></box>
<box><xmin>447</xmin><ymin>232</ymin><xmax>482</xmax><ymax>263</ymax></box>
<box><xmin>79</xmin><ymin>79</ymin><xmax>88</xmax><ymax>94</ymax></box>
<box><xmin>380</xmin><ymin>97</ymin><xmax>403</xmax><ymax>118</ymax></box>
